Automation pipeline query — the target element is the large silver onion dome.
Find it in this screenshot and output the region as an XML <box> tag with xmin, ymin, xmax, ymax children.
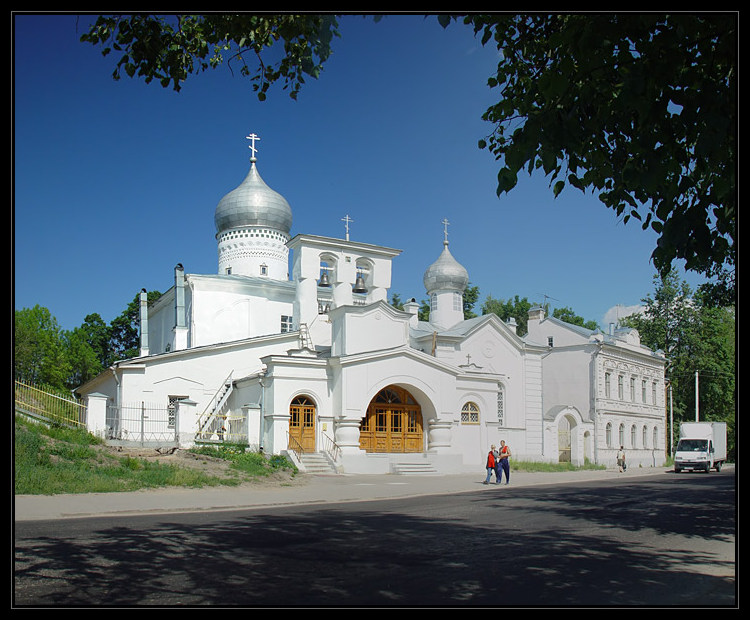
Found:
<box><xmin>214</xmin><ymin>160</ymin><xmax>293</xmax><ymax>235</ymax></box>
<box><xmin>423</xmin><ymin>241</ymin><xmax>469</xmax><ymax>293</ymax></box>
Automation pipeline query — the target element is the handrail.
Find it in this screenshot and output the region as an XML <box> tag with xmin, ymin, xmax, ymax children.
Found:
<box><xmin>286</xmin><ymin>432</ymin><xmax>303</xmax><ymax>462</ymax></box>
<box><xmin>321</xmin><ymin>432</ymin><xmax>341</xmax><ymax>463</ymax></box>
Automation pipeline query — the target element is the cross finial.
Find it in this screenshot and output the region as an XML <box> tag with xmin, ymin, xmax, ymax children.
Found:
<box><xmin>342</xmin><ymin>214</ymin><xmax>353</xmax><ymax>241</ymax></box>
<box><xmin>442</xmin><ymin>218</ymin><xmax>450</xmax><ymax>245</ymax></box>
<box><xmin>246</xmin><ymin>132</ymin><xmax>261</xmax><ymax>160</ymax></box>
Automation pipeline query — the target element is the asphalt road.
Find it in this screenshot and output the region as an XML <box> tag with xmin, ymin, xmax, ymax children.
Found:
<box><xmin>14</xmin><ymin>469</ymin><xmax>735</xmax><ymax>607</ymax></box>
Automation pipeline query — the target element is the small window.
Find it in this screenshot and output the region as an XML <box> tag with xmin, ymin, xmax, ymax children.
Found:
<box><xmin>547</xmin><ymin>336</ymin><xmax>554</xmax><ymax>347</ymax></box>
<box><xmin>461</xmin><ymin>401</ymin><xmax>480</xmax><ymax>424</ymax></box>
<box><xmin>260</xmin><ymin>264</ymin><xmax>268</xmax><ymax>276</ymax></box>
<box><xmin>281</xmin><ymin>315</ymin><xmax>293</xmax><ymax>333</ymax></box>
<box><xmin>167</xmin><ymin>395</ymin><xmax>188</xmax><ymax>429</ymax></box>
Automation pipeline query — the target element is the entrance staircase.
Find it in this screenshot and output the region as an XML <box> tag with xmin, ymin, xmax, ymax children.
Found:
<box><xmin>298</xmin><ymin>452</ymin><xmax>339</xmax><ymax>474</ymax></box>
<box><xmin>391</xmin><ymin>455</ymin><xmax>439</xmax><ymax>475</ymax></box>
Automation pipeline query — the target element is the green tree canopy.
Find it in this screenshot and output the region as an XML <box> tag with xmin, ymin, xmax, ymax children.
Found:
<box><xmin>622</xmin><ymin>270</ymin><xmax>735</xmax><ymax>456</ymax></box>
<box><xmin>15</xmin><ymin>305</ymin><xmax>70</xmax><ymax>389</ymax></box>
<box><xmin>453</xmin><ymin>13</ymin><xmax>735</xmax><ymax>300</ymax></box>
<box><xmin>80</xmin><ymin>13</ymin><xmax>736</xmax><ymax>302</ymax></box>
<box><xmin>80</xmin><ymin>14</ymin><xmax>340</xmax><ymax>100</ymax></box>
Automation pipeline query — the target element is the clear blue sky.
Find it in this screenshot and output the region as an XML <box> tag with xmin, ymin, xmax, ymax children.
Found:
<box><xmin>14</xmin><ymin>13</ymin><xmax>706</xmax><ymax>332</ymax></box>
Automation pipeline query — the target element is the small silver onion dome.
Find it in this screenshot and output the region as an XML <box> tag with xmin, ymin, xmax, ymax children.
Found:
<box><xmin>423</xmin><ymin>241</ymin><xmax>469</xmax><ymax>293</ymax></box>
<box><xmin>214</xmin><ymin>160</ymin><xmax>293</xmax><ymax>235</ymax></box>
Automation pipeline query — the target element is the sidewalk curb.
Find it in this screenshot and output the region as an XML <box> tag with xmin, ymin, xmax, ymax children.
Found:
<box><xmin>14</xmin><ymin>466</ymin><xmax>690</xmax><ymax>522</ymax></box>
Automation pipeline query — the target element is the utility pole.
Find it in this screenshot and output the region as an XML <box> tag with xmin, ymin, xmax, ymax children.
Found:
<box><xmin>695</xmin><ymin>370</ymin><xmax>699</xmax><ymax>421</ymax></box>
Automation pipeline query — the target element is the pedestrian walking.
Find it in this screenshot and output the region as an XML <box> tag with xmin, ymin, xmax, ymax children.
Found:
<box><xmin>617</xmin><ymin>446</ymin><xmax>626</xmax><ymax>472</ymax></box>
<box><xmin>497</xmin><ymin>440</ymin><xmax>511</xmax><ymax>484</ymax></box>
<box><xmin>484</xmin><ymin>445</ymin><xmax>498</xmax><ymax>484</ymax></box>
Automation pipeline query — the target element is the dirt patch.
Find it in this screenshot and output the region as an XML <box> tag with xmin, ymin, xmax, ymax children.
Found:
<box><xmin>101</xmin><ymin>444</ymin><xmax>304</xmax><ymax>487</ymax></box>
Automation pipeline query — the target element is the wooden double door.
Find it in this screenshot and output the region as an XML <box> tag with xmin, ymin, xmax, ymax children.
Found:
<box><xmin>359</xmin><ymin>386</ymin><xmax>423</xmax><ymax>453</ymax></box>
<box><xmin>289</xmin><ymin>396</ymin><xmax>316</xmax><ymax>453</ymax></box>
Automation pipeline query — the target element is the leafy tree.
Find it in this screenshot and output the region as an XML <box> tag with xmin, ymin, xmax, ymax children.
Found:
<box><xmin>389</xmin><ymin>293</ymin><xmax>405</xmax><ymax>310</ymax></box>
<box><xmin>107</xmin><ymin>290</ymin><xmax>162</xmax><ymax>364</ymax></box>
<box><xmin>80</xmin><ymin>13</ymin><xmax>735</xmax><ymax>301</ymax></box>
<box><xmin>462</xmin><ymin>284</ymin><xmax>480</xmax><ymax>320</ymax></box>
<box><xmin>551</xmin><ymin>306</ymin><xmax>598</xmax><ymax>331</ymax></box>
<box><xmin>76</xmin><ymin>313</ymin><xmax>111</xmax><ymax>368</ymax></box>
<box><xmin>623</xmin><ymin>270</ymin><xmax>735</xmax><ymax>457</ymax></box>
<box><xmin>79</xmin><ymin>14</ymin><xmax>340</xmax><ymax>100</ymax></box>
<box><xmin>452</xmin><ymin>13</ymin><xmax>736</xmax><ymax>300</ymax></box>
<box><xmin>14</xmin><ymin>305</ymin><xmax>70</xmax><ymax>389</ymax></box>
<box><xmin>63</xmin><ymin>326</ymin><xmax>103</xmax><ymax>389</ymax></box>
<box><xmin>481</xmin><ymin>294</ymin><xmax>536</xmax><ymax>336</ymax></box>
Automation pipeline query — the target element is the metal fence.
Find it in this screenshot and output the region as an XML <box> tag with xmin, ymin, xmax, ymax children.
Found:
<box><xmin>106</xmin><ymin>402</ymin><xmax>177</xmax><ymax>445</ymax></box>
<box><xmin>14</xmin><ymin>379</ymin><xmax>87</xmax><ymax>428</ymax></box>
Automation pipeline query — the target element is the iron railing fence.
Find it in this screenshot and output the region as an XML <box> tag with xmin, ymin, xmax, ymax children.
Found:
<box><xmin>106</xmin><ymin>402</ymin><xmax>176</xmax><ymax>445</ymax></box>
<box><xmin>14</xmin><ymin>379</ymin><xmax>87</xmax><ymax>428</ymax></box>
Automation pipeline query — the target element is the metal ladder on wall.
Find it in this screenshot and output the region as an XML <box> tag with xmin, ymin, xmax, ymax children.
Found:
<box><xmin>195</xmin><ymin>371</ymin><xmax>234</xmax><ymax>442</ymax></box>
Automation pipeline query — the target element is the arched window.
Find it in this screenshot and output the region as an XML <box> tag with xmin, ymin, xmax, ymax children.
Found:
<box><xmin>631</xmin><ymin>424</ymin><xmax>637</xmax><ymax>448</ymax></box>
<box><xmin>606</xmin><ymin>422</ymin><xmax>613</xmax><ymax>448</ymax></box>
<box><xmin>461</xmin><ymin>401</ymin><xmax>480</xmax><ymax>424</ymax></box>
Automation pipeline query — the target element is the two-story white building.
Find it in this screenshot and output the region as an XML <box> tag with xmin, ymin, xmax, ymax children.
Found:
<box><xmin>76</xmin><ymin>136</ymin><xmax>667</xmax><ymax>473</ymax></box>
<box><xmin>525</xmin><ymin>308</ymin><xmax>667</xmax><ymax>469</ymax></box>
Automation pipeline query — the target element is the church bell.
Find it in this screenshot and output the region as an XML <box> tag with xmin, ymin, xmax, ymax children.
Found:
<box><xmin>353</xmin><ymin>272</ymin><xmax>367</xmax><ymax>294</ymax></box>
<box><xmin>318</xmin><ymin>270</ymin><xmax>331</xmax><ymax>287</ymax></box>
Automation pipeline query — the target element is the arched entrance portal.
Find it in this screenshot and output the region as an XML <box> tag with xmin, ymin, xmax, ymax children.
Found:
<box><xmin>289</xmin><ymin>396</ymin><xmax>316</xmax><ymax>453</ymax></box>
<box><xmin>360</xmin><ymin>385</ymin><xmax>423</xmax><ymax>453</ymax></box>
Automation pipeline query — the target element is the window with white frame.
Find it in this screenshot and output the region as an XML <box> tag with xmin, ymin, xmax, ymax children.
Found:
<box><xmin>281</xmin><ymin>315</ymin><xmax>293</xmax><ymax>333</ymax></box>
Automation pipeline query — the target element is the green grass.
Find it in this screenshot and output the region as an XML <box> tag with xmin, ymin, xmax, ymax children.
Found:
<box><xmin>189</xmin><ymin>443</ymin><xmax>297</xmax><ymax>477</ymax></box>
<box><xmin>509</xmin><ymin>459</ymin><xmax>607</xmax><ymax>473</ymax></box>
<box><xmin>14</xmin><ymin>415</ymin><xmax>296</xmax><ymax>496</ymax></box>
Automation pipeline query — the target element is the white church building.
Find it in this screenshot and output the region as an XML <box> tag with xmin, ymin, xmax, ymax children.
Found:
<box><xmin>76</xmin><ymin>135</ymin><xmax>668</xmax><ymax>474</ymax></box>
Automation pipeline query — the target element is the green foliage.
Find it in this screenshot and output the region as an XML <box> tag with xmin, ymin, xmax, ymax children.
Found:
<box><xmin>80</xmin><ymin>14</ymin><xmax>735</xmax><ymax>303</ymax></box>
<box><xmin>14</xmin><ymin>291</ymin><xmax>161</xmax><ymax>391</ymax></box>
<box><xmin>14</xmin><ymin>306</ymin><xmax>70</xmax><ymax>389</ymax></box>
<box><xmin>14</xmin><ymin>416</ymin><xmax>293</xmax><ymax>495</ymax></box>
<box><xmin>188</xmin><ymin>444</ymin><xmax>297</xmax><ymax>476</ymax></box>
<box><xmin>80</xmin><ymin>14</ymin><xmax>340</xmax><ymax>100</ymax></box>
<box><xmin>622</xmin><ymin>270</ymin><xmax>735</xmax><ymax>457</ymax></box>
<box><xmin>551</xmin><ymin>306</ymin><xmax>598</xmax><ymax>330</ymax></box>
<box><xmin>107</xmin><ymin>290</ymin><xmax>162</xmax><ymax>365</ymax></box>
<box><xmin>481</xmin><ymin>294</ymin><xmax>535</xmax><ymax>336</ymax></box>
<box><xmin>449</xmin><ymin>14</ymin><xmax>736</xmax><ymax>299</ymax></box>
